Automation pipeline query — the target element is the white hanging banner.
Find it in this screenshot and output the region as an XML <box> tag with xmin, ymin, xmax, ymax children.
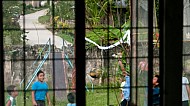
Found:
<box><xmin>85</xmin><ymin>30</ymin><xmax>130</xmax><ymax>50</ymax></box>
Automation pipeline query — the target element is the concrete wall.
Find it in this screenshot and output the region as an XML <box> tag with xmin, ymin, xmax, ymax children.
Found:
<box><xmin>184</xmin><ymin>0</ymin><xmax>190</xmax><ymax>40</ymax></box>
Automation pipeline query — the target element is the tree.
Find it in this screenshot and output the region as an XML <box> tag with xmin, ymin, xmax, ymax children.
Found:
<box><xmin>3</xmin><ymin>1</ymin><xmax>23</xmax><ymax>46</ymax></box>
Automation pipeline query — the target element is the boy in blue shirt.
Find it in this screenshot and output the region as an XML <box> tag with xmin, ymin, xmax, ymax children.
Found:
<box><xmin>32</xmin><ymin>70</ymin><xmax>51</xmax><ymax>106</ymax></box>
<box><xmin>144</xmin><ymin>75</ymin><xmax>160</xmax><ymax>106</ymax></box>
<box><xmin>118</xmin><ymin>60</ymin><xmax>130</xmax><ymax>106</ymax></box>
<box><xmin>152</xmin><ymin>75</ymin><xmax>160</xmax><ymax>106</ymax></box>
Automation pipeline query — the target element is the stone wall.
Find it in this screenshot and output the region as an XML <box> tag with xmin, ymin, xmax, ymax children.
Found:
<box><xmin>4</xmin><ymin>45</ymin><xmax>52</xmax><ymax>88</ymax></box>
<box><xmin>4</xmin><ymin>42</ymin><xmax>161</xmax><ymax>87</ymax></box>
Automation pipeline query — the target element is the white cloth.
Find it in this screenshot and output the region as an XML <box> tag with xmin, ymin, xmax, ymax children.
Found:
<box><xmin>120</xmin><ymin>81</ymin><xmax>126</xmax><ymax>101</ymax></box>
<box><xmin>85</xmin><ymin>30</ymin><xmax>131</xmax><ymax>50</ymax></box>
<box><xmin>120</xmin><ymin>81</ymin><xmax>126</xmax><ymax>91</ymax></box>
<box><xmin>182</xmin><ymin>77</ymin><xmax>189</xmax><ymax>101</ymax></box>
<box><xmin>6</xmin><ymin>96</ymin><xmax>16</xmax><ymax>106</ymax></box>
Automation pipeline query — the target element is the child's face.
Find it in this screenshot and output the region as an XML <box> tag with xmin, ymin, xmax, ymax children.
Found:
<box><xmin>37</xmin><ymin>73</ymin><xmax>45</xmax><ymax>82</ymax></box>
<box><xmin>12</xmin><ymin>87</ymin><xmax>19</xmax><ymax>97</ymax></box>
<box><xmin>152</xmin><ymin>77</ymin><xmax>158</xmax><ymax>86</ymax></box>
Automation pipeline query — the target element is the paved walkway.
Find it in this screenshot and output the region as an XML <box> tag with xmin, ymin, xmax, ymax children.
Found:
<box><xmin>18</xmin><ymin>9</ymin><xmax>64</xmax><ymax>49</ymax></box>
<box><xmin>54</xmin><ymin>52</ymin><xmax>67</xmax><ymax>100</ymax></box>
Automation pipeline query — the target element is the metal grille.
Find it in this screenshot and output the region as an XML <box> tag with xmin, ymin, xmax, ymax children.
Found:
<box><xmin>0</xmin><ymin>0</ymin><xmax>185</xmax><ymax>106</ymax></box>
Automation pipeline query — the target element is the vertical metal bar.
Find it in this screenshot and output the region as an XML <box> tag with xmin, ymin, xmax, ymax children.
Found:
<box><xmin>75</xmin><ymin>0</ymin><xmax>86</xmax><ymax>106</ymax></box>
<box><xmin>160</xmin><ymin>0</ymin><xmax>183</xmax><ymax>105</ymax></box>
<box><xmin>107</xmin><ymin>1</ymin><xmax>110</xmax><ymax>106</ymax></box>
<box><xmin>148</xmin><ymin>0</ymin><xmax>153</xmax><ymax>106</ymax></box>
<box><xmin>0</xmin><ymin>1</ymin><xmax>4</xmax><ymax>106</ymax></box>
<box><xmin>52</xmin><ymin>0</ymin><xmax>55</xmax><ymax>105</ymax></box>
<box><xmin>23</xmin><ymin>0</ymin><xmax>26</xmax><ymax>106</ymax></box>
<box><xmin>159</xmin><ymin>0</ymin><xmax>164</xmax><ymax>105</ymax></box>
<box><xmin>129</xmin><ymin>0</ymin><xmax>132</xmax><ymax>103</ymax></box>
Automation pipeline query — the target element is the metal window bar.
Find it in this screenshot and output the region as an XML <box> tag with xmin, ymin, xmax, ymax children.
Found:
<box><xmin>22</xmin><ymin>1</ymin><xmax>27</xmax><ymax>105</ymax></box>
<box><xmin>52</xmin><ymin>1</ymin><xmax>56</xmax><ymax>105</ymax></box>
<box><xmin>0</xmin><ymin>1</ymin><xmax>4</xmax><ymax>106</ymax></box>
<box><xmin>0</xmin><ymin>0</ymin><xmax>185</xmax><ymax>106</ymax></box>
<box><xmin>148</xmin><ymin>0</ymin><xmax>153</xmax><ymax>106</ymax></box>
<box><xmin>75</xmin><ymin>1</ymin><xmax>86</xmax><ymax>106</ymax></box>
<box><xmin>159</xmin><ymin>0</ymin><xmax>183</xmax><ymax>105</ymax></box>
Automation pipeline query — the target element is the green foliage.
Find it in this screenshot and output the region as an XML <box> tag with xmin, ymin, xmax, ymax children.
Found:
<box><xmin>155</xmin><ymin>0</ymin><xmax>159</xmax><ymax>24</ymax></box>
<box><xmin>85</xmin><ymin>0</ymin><xmax>108</xmax><ymax>26</ymax></box>
<box><xmin>49</xmin><ymin>1</ymin><xmax>74</xmax><ymax>20</ymax></box>
<box><xmin>3</xmin><ymin>1</ymin><xmax>22</xmax><ymax>16</ymax></box>
<box><xmin>3</xmin><ymin>1</ymin><xmax>22</xmax><ymax>27</ymax></box>
<box><xmin>41</xmin><ymin>0</ymin><xmax>131</xmax><ymax>47</ymax></box>
<box><xmin>57</xmin><ymin>1</ymin><xmax>74</xmax><ymax>20</ymax></box>
<box><xmin>85</xmin><ymin>0</ymin><xmax>131</xmax><ymax>47</ymax></box>
<box><xmin>38</xmin><ymin>15</ymin><xmax>51</xmax><ymax>24</ymax></box>
<box><xmin>3</xmin><ymin>1</ymin><xmax>22</xmax><ymax>46</ymax></box>
<box><xmin>43</xmin><ymin>0</ymin><xmax>131</xmax><ymax>46</ymax></box>
<box><xmin>4</xmin><ymin>30</ymin><xmax>22</xmax><ymax>45</ymax></box>
<box><xmin>86</xmin><ymin>20</ymin><xmax>130</xmax><ymax>48</ymax></box>
<box><xmin>26</xmin><ymin>4</ymin><xmax>33</xmax><ymax>10</ymax></box>
<box><xmin>57</xmin><ymin>31</ymin><xmax>74</xmax><ymax>44</ymax></box>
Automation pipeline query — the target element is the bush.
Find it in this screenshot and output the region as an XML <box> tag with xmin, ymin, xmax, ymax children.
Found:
<box><xmin>38</xmin><ymin>15</ymin><xmax>50</xmax><ymax>24</ymax></box>
<box><xmin>58</xmin><ymin>31</ymin><xmax>74</xmax><ymax>44</ymax></box>
<box><xmin>26</xmin><ymin>4</ymin><xmax>33</xmax><ymax>10</ymax></box>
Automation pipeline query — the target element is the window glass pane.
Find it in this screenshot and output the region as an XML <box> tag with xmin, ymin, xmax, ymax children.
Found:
<box><xmin>183</xmin><ymin>0</ymin><xmax>190</xmax><ymax>104</ymax></box>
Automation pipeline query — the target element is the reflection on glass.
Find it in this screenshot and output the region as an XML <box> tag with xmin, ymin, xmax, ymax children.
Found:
<box><xmin>183</xmin><ymin>2</ymin><xmax>190</xmax><ymax>105</ymax></box>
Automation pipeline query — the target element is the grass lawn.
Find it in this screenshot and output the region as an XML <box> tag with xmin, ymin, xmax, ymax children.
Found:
<box><xmin>38</xmin><ymin>15</ymin><xmax>51</xmax><ymax>24</ymax></box>
<box><xmin>5</xmin><ymin>91</ymin><xmax>68</xmax><ymax>106</ymax></box>
<box><xmin>86</xmin><ymin>88</ymin><xmax>121</xmax><ymax>106</ymax></box>
<box><xmin>57</xmin><ymin>32</ymin><xmax>74</xmax><ymax>44</ymax></box>
<box><xmin>5</xmin><ymin>88</ymin><xmax>121</xmax><ymax>106</ymax></box>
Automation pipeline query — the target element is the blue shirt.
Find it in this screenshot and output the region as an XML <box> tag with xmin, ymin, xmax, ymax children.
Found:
<box><xmin>153</xmin><ymin>87</ymin><xmax>160</xmax><ymax>105</ymax></box>
<box><xmin>32</xmin><ymin>81</ymin><xmax>48</xmax><ymax>101</ymax></box>
<box><xmin>67</xmin><ymin>103</ymin><xmax>76</xmax><ymax>106</ymax></box>
<box><xmin>123</xmin><ymin>76</ymin><xmax>130</xmax><ymax>100</ymax></box>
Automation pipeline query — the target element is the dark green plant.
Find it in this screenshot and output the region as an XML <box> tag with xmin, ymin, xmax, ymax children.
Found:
<box><xmin>86</xmin><ymin>20</ymin><xmax>130</xmax><ymax>48</ymax></box>
<box><xmin>3</xmin><ymin>1</ymin><xmax>22</xmax><ymax>46</ymax></box>
<box><xmin>48</xmin><ymin>1</ymin><xmax>74</xmax><ymax>20</ymax></box>
<box><xmin>155</xmin><ymin>0</ymin><xmax>159</xmax><ymax>25</ymax></box>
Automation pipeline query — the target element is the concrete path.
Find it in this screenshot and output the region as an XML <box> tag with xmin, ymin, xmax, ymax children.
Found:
<box><xmin>54</xmin><ymin>52</ymin><xmax>67</xmax><ymax>101</ymax></box>
<box><xmin>18</xmin><ymin>9</ymin><xmax>64</xmax><ymax>49</ymax></box>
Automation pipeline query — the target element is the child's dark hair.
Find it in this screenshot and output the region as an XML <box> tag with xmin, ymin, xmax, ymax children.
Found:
<box><xmin>7</xmin><ymin>85</ymin><xmax>16</xmax><ymax>95</ymax></box>
<box><xmin>155</xmin><ymin>75</ymin><xmax>160</xmax><ymax>86</ymax></box>
<box><xmin>37</xmin><ymin>70</ymin><xmax>44</xmax><ymax>76</ymax></box>
<box><xmin>67</xmin><ymin>92</ymin><xmax>76</xmax><ymax>103</ymax></box>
